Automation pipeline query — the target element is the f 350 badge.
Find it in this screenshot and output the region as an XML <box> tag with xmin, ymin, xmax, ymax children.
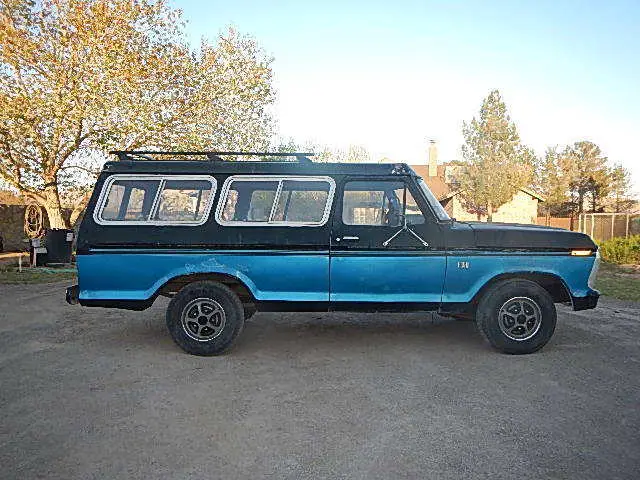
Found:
<box><xmin>457</xmin><ymin>261</ymin><xmax>470</xmax><ymax>269</ymax></box>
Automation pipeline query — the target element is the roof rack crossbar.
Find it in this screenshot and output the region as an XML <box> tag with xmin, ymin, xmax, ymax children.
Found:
<box><xmin>109</xmin><ymin>151</ymin><xmax>315</xmax><ymax>163</ymax></box>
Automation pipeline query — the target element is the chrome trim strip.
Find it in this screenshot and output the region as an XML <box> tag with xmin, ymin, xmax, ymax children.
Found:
<box><xmin>147</xmin><ymin>178</ymin><xmax>165</xmax><ymax>221</ymax></box>
<box><xmin>268</xmin><ymin>179</ymin><xmax>285</xmax><ymax>222</ymax></box>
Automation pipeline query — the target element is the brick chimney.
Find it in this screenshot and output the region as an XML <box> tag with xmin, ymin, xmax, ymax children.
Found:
<box><xmin>428</xmin><ymin>140</ymin><xmax>438</xmax><ymax>177</ymax></box>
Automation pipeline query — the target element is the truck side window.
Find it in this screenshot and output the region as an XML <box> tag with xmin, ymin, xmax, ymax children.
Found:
<box><xmin>153</xmin><ymin>179</ymin><xmax>213</xmax><ymax>222</ymax></box>
<box><xmin>220</xmin><ymin>180</ymin><xmax>279</xmax><ymax>222</ymax></box>
<box><xmin>393</xmin><ymin>186</ymin><xmax>425</xmax><ymax>225</ymax></box>
<box><xmin>101</xmin><ymin>180</ymin><xmax>160</xmax><ymax>221</ymax></box>
<box><xmin>216</xmin><ymin>176</ymin><xmax>335</xmax><ymax>226</ymax></box>
<box><xmin>96</xmin><ymin>175</ymin><xmax>216</xmax><ymax>225</ymax></box>
<box><xmin>342</xmin><ymin>181</ymin><xmax>424</xmax><ymax>226</ymax></box>
<box><xmin>272</xmin><ymin>180</ymin><xmax>331</xmax><ymax>223</ymax></box>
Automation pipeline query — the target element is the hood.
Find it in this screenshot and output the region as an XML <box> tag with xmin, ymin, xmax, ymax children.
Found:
<box><xmin>464</xmin><ymin>221</ymin><xmax>596</xmax><ymax>250</ymax></box>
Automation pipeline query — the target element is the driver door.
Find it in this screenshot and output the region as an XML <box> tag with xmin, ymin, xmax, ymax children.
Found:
<box><xmin>329</xmin><ymin>177</ymin><xmax>446</xmax><ymax>304</ymax></box>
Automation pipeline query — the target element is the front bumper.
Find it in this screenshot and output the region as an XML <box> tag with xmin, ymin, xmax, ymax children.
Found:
<box><xmin>572</xmin><ymin>290</ymin><xmax>600</xmax><ymax>311</ymax></box>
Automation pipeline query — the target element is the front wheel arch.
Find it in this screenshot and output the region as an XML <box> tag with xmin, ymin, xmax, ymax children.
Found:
<box><xmin>471</xmin><ymin>272</ymin><xmax>572</xmax><ymax>308</ymax></box>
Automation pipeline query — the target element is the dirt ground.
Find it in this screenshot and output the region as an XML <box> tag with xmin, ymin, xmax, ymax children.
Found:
<box><xmin>1</xmin><ymin>282</ymin><xmax>639</xmax><ymax>479</ymax></box>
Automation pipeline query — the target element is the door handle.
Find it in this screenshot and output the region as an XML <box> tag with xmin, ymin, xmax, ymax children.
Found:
<box><xmin>336</xmin><ymin>236</ymin><xmax>359</xmax><ymax>242</ymax></box>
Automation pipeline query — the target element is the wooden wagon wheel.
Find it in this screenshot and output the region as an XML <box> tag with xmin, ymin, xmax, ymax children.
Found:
<box><xmin>24</xmin><ymin>203</ymin><xmax>45</xmax><ymax>239</ymax></box>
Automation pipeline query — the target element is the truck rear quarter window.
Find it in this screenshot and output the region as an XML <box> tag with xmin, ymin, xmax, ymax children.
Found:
<box><xmin>216</xmin><ymin>176</ymin><xmax>335</xmax><ymax>226</ymax></box>
<box><xmin>101</xmin><ymin>179</ymin><xmax>160</xmax><ymax>221</ymax></box>
<box><xmin>95</xmin><ymin>175</ymin><xmax>216</xmax><ymax>226</ymax></box>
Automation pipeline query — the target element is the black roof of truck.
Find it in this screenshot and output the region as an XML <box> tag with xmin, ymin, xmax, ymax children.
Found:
<box><xmin>102</xmin><ymin>151</ymin><xmax>417</xmax><ymax>177</ymax></box>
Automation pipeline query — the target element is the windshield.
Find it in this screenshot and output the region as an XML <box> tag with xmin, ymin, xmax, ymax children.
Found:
<box><xmin>417</xmin><ymin>178</ymin><xmax>451</xmax><ymax>221</ymax></box>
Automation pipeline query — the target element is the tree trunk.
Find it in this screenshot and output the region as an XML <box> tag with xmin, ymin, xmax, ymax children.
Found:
<box><xmin>487</xmin><ymin>201</ymin><xmax>493</xmax><ymax>222</ymax></box>
<box><xmin>577</xmin><ymin>192</ymin><xmax>584</xmax><ymax>215</ymax></box>
<box><xmin>69</xmin><ymin>192</ymin><xmax>91</xmax><ymax>226</ymax></box>
<box><xmin>42</xmin><ymin>184</ymin><xmax>70</xmax><ymax>229</ymax></box>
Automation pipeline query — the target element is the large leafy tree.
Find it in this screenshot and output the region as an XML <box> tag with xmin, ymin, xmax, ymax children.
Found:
<box><xmin>458</xmin><ymin>90</ymin><xmax>535</xmax><ymax>221</ymax></box>
<box><xmin>0</xmin><ymin>0</ymin><xmax>274</xmax><ymax>228</ymax></box>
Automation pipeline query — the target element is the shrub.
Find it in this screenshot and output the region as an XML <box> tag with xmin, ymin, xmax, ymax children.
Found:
<box><xmin>598</xmin><ymin>235</ymin><xmax>640</xmax><ymax>265</ymax></box>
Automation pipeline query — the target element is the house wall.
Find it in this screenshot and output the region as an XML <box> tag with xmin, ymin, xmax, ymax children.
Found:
<box><xmin>451</xmin><ymin>190</ymin><xmax>539</xmax><ymax>224</ymax></box>
<box><xmin>0</xmin><ymin>204</ymin><xmax>28</xmax><ymax>251</ymax></box>
<box><xmin>450</xmin><ymin>196</ymin><xmax>481</xmax><ymax>221</ymax></box>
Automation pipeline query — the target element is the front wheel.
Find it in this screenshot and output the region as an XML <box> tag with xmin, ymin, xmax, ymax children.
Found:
<box><xmin>166</xmin><ymin>281</ymin><xmax>245</xmax><ymax>356</ymax></box>
<box><xmin>476</xmin><ymin>279</ymin><xmax>557</xmax><ymax>354</ymax></box>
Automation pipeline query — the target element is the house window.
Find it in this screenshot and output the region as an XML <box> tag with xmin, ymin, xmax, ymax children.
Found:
<box><xmin>95</xmin><ymin>175</ymin><xmax>216</xmax><ymax>225</ymax></box>
<box><xmin>216</xmin><ymin>176</ymin><xmax>336</xmax><ymax>226</ymax></box>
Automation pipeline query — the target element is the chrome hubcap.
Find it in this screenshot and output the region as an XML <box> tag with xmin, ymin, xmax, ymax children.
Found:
<box><xmin>498</xmin><ymin>296</ymin><xmax>542</xmax><ymax>341</ymax></box>
<box><xmin>181</xmin><ymin>298</ymin><xmax>226</xmax><ymax>342</ymax></box>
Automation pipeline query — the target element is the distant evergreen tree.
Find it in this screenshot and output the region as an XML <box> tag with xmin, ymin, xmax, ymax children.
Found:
<box><xmin>458</xmin><ymin>90</ymin><xmax>535</xmax><ymax>221</ymax></box>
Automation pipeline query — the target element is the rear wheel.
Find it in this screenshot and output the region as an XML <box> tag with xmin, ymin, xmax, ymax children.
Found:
<box><xmin>166</xmin><ymin>281</ymin><xmax>244</xmax><ymax>356</ymax></box>
<box><xmin>476</xmin><ymin>279</ymin><xmax>556</xmax><ymax>354</ymax></box>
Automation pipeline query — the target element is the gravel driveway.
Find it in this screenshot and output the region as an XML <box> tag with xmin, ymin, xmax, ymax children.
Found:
<box><xmin>1</xmin><ymin>282</ymin><xmax>639</xmax><ymax>479</ymax></box>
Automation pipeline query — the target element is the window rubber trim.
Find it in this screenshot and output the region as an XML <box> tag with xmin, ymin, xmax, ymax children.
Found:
<box><xmin>93</xmin><ymin>174</ymin><xmax>217</xmax><ymax>226</ymax></box>
<box><xmin>215</xmin><ymin>175</ymin><xmax>336</xmax><ymax>227</ymax></box>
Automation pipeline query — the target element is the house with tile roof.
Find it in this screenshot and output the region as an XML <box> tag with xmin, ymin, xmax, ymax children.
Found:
<box><xmin>412</xmin><ymin>141</ymin><xmax>544</xmax><ymax>224</ymax></box>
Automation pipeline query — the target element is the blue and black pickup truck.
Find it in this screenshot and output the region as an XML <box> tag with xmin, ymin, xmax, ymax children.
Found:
<box><xmin>66</xmin><ymin>151</ymin><xmax>599</xmax><ymax>356</ymax></box>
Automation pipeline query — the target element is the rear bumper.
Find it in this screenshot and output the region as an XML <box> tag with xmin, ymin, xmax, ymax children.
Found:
<box><xmin>572</xmin><ymin>290</ymin><xmax>599</xmax><ymax>311</ymax></box>
<box><xmin>65</xmin><ymin>284</ymin><xmax>79</xmax><ymax>305</ymax></box>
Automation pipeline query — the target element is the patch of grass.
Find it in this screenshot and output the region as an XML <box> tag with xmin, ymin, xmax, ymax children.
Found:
<box><xmin>595</xmin><ymin>262</ymin><xmax>640</xmax><ymax>302</ymax></box>
<box><xmin>598</xmin><ymin>235</ymin><xmax>640</xmax><ymax>265</ymax></box>
<box><xmin>0</xmin><ymin>267</ymin><xmax>77</xmax><ymax>284</ymax></box>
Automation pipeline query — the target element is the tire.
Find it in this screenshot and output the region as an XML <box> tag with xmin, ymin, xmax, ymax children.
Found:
<box><xmin>476</xmin><ymin>279</ymin><xmax>557</xmax><ymax>354</ymax></box>
<box><xmin>166</xmin><ymin>281</ymin><xmax>245</xmax><ymax>356</ymax></box>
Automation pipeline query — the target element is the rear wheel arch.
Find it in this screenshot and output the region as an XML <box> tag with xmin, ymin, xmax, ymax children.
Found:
<box><xmin>157</xmin><ymin>272</ymin><xmax>257</xmax><ymax>316</ymax></box>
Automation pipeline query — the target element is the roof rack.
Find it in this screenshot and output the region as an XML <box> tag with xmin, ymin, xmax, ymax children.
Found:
<box><xmin>109</xmin><ymin>151</ymin><xmax>315</xmax><ymax>163</ymax></box>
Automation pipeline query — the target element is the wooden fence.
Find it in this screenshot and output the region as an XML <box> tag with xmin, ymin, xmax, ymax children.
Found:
<box><xmin>536</xmin><ymin>216</ymin><xmax>573</xmax><ymax>230</ymax></box>
<box><xmin>578</xmin><ymin>213</ymin><xmax>640</xmax><ymax>242</ymax></box>
<box><xmin>536</xmin><ymin>213</ymin><xmax>640</xmax><ymax>242</ymax></box>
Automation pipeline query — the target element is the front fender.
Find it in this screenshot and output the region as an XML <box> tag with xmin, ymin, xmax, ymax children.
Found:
<box><xmin>443</xmin><ymin>252</ymin><xmax>597</xmax><ymax>303</ymax></box>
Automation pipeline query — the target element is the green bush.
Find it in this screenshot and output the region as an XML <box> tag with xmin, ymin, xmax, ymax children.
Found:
<box><xmin>598</xmin><ymin>235</ymin><xmax>640</xmax><ymax>265</ymax></box>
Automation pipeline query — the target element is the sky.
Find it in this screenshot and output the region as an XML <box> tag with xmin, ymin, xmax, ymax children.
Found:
<box><xmin>175</xmin><ymin>0</ymin><xmax>640</xmax><ymax>191</ymax></box>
